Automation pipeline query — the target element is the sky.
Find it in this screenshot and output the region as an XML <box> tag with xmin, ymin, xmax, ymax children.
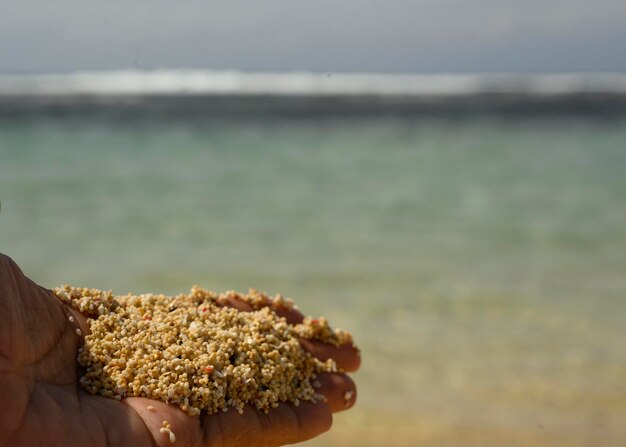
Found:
<box><xmin>1</xmin><ymin>0</ymin><xmax>626</xmax><ymax>74</ymax></box>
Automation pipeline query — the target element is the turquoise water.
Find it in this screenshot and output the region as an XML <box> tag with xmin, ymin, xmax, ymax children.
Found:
<box><xmin>1</xmin><ymin>114</ymin><xmax>625</xmax><ymax>446</ymax></box>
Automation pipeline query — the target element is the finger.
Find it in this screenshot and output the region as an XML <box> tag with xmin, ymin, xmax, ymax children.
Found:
<box><xmin>273</xmin><ymin>306</ymin><xmax>305</xmax><ymax>325</ymax></box>
<box><xmin>221</xmin><ymin>296</ymin><xmax>254</xmax><ymax>312</ymax></box>
<box><xmin>0</xmin><ymin>254</ymin><xmax>87</xmax><ymax>358</ymax></box>
<box><xmin>201</xmin><ymin>402</ymin><xmax>332</xmax><ymax>447</ymax></box>
<box><xmin>125</xmin><ymin>397</ymin><xmax>203</xmax><ymax>447</ymax></box>
<box><xmin>44</xmin><ymin>290</ymin><xmax>91</xmax><ymax>343</ymax></box>
<box><xmin>221</xmin><ymin>295</ymin><xmax>305</xmax><ymax>325</ymax></box>
<box><xmin>314</xmin><ymin>373</ymin><xmax>357</xmax><ymax>412</ymax></box>
<box><xmin>299</xmin><ymin>339</ymin><xmax>361</xmax><ymax>372</ymax></box>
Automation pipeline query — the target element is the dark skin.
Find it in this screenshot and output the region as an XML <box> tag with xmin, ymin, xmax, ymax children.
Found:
<box><xmin>0</xmin><ymin>254</ymin><xmax>360</xmax><ymax>447</ymax></box>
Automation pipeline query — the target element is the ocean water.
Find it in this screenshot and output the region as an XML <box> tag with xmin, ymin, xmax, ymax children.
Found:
<box><xmin>1</xmin><ymin>107</ymin><xmax>625</xmax><ymax>446</ymax></box>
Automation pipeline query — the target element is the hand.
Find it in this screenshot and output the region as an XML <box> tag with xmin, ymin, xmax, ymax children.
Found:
<box><xmin>0</xmin><ymin>253</ymin><xmax>360</xmax><ymax>447</ymax></box>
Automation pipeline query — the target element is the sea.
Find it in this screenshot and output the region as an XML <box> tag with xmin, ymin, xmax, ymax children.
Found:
<box><xmin>1</xmin><ymin>71</ymin><xmax>625</xmax><ymax>446</ymax></box>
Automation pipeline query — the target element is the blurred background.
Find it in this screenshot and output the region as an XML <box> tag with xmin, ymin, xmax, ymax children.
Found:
<box><xmin>1</xmin><ymin>2</ymin><xmax>626</xmax><ymax>446</ymax></box>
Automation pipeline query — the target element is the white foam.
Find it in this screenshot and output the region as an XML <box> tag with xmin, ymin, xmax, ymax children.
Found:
<box><xmin>1</xmin><ymin>70</ymin><xmax>626</xmax><ymax>96</ymax></box>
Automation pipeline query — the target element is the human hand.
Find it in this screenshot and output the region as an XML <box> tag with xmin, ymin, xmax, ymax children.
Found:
<box><xmin>0</xmin><ymin>253</ymin><xmax>360</xmax><ymax>447</ymax></box>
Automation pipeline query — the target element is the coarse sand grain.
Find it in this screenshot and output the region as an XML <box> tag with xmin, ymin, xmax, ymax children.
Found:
<box><xmin>54</xmin><ymin>285</ymin><xmax>354</xmax><ymax>416</ymax></box>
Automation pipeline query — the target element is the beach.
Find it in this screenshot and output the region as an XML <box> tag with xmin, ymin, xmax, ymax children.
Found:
<box><xmin>1</xmin><ymin>84</ymin><xmax>625</xmax><ymax>445</ymax></box>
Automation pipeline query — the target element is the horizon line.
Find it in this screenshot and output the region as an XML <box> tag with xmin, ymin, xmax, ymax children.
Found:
<box><xmin>2</xmin><ymin>69</ymin><xmax>626</xmax><ymax>97</ymax></box>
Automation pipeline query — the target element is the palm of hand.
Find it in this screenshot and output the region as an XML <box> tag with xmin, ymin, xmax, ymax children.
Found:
<box><xmin>0</xmin><ymin>254</ymin><xmax>359</xmax><ymax>447</ymax></box>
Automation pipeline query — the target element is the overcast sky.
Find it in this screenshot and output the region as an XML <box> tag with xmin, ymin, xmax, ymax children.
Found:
<box><xmin>2</xmin><ymin>0</ymin><xmax>626</xmax><ymax>74</ymax></box>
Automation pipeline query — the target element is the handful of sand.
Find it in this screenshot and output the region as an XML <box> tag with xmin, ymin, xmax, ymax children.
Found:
<box><xmin>53</xmin><ymin>285</ymin><xmax>353</xmax><ymax>416</ymax></box>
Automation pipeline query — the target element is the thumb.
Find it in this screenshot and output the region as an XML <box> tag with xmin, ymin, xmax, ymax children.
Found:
<box><xmin>0</xmin><ymin>252</ymin><xmax>82</xmax><ymax>378</ymax></box>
